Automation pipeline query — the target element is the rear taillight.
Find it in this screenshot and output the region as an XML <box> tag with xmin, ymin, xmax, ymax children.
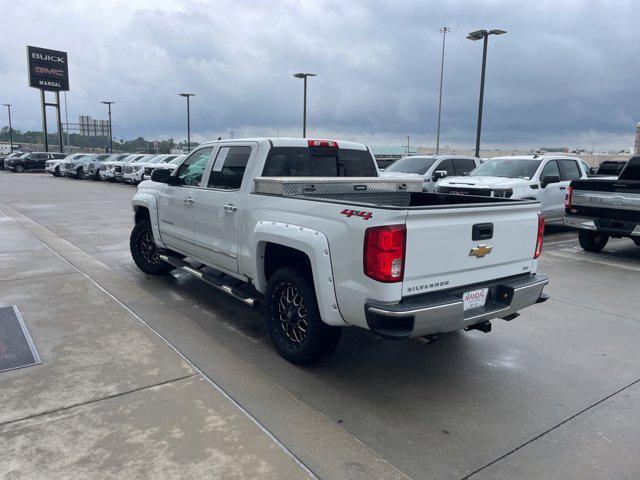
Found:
<box><xmin>564</xmin><ymin>185</ymin><xmax>573</xmax><ymax>208</ymax></box>
<box><xmin>534</xmin><ymin>213</ymin><xmax>545</xmax><ymax>259</ymax></box>
<box><xmin>364</xmin><ymin>225</ymin><xmax>406</xmax><ymax>282</ymax></box>
<box><xmin>308</xmin><ymin>139</ymin><xmax>339</xmax><ymax>148</ymax></box>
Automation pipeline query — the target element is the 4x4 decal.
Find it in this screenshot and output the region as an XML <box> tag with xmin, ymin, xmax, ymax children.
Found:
<box><xmin>340</xmin><ymin>209</ymin><xmax>373</xmax><ymax>220</ymax></box>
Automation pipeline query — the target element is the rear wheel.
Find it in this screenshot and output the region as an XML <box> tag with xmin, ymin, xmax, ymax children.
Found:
<box><xmin>130</xmin><ymin>220</ymin><xmax>174</xmax><ymax>275</ymax></box>
<box><xmin>578</xmin><ymin>230</ymin><xmax>609</xmax><ymax>253</ymax></box>
<box><xmin>14</xmin><ymin>164</ymin><xmax>24</xmax><ymax>173</ymax></box>
<box><xmin>265</xmin><ymin>267</ymin><xmax>341</xmax><ymax>364</ymax></box>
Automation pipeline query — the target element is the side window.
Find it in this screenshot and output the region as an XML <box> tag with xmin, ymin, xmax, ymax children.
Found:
<box><xmin>435</xmin><ymin>158</ymin><xmax>455</xmax><ymax>177</ymax></box>
<box><xmin>208</xmin><ymin>146</ymin><xmax>252</xmax><ymax>190</ymax></box>
<box><xmin>558</xmin><ymin>159</ymin><xmax>581</xmax><ymax>181</ymax></box>
<box><xmin>177</xmin><ymin>147</ymin><xmax>213</xmax><ymax>186</ymax></box>
<box><xmin>539</xmin><ymin>160</ymin><xmax>560</xmax><ymax>180</ymax></box>
<box><xmin>453</xmin><ymin>158</ymin><xmax>476</xmax><ymax>176</ymax></box>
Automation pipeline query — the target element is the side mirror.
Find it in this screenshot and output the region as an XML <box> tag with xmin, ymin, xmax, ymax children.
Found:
<box><xmin>432</xmin><ymin>170</ymin><xmax>448</xmax><ymax>181</ymax></box>
<box><xmin>541</xmin><ymin>175</ymin><xmax>560</xmax><ymax>188</ymax></box>
<box><xmin>150</xmin><ymin>169</ymin><xmax>178</xmax><ymax>184</ymax></box>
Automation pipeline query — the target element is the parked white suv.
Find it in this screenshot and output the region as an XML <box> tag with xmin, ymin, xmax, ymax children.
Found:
<box><xmin>381</xmin><ymin>155</ymin><xmax>481</xmax><ymax>192</ymax></box>
<box><xmin>437</xmin><ymin>155</ymin><xmax>588</xmax><ymax>221</ymax></box>
<box><xmin>46</xmin><ymin>153</ymin><xmax>87</xmax><ymax>177</ymax></box>
<box><xmin>123</xmin><ymin>154</ymin><xmax>180</xmax><ymax>184</ymax></box>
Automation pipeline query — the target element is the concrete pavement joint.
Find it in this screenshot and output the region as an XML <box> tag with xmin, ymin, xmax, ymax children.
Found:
<box><xmin>0</xmin><ymin>203</ymin><xmax>320</xmax><ymax>480</ymax></box>
<box><xmin>0</xmin><ymin>374</ymin><xmax>198</xmax><ymax>430</ymax></box>
<box><xmin>0</xmin><ymin>270</ymin><xmax>79</xmax><ymax>284</ymax></box>
<box><xmin>551</xmin><ymin>297</ymin><xmax>640</xmax><ymax>324</ymax></box>
<box><xmin>463</xmin><ymin>375</ymin><xmax>640</xmax><ymax>479</ymax></box>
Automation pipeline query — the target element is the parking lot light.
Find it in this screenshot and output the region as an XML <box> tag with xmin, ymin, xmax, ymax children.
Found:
<box><xmin>101</xmin><ymin>101</ymin><xmax>115</xmax><ymax>153</ymax></box>
<box><xmin>467</xmin><ymin>29</ymin><xmax>507</xmax><ymax>158</ymax></box>
<box><xmin>293</xmin><ymin>73</ymin><xmax>317</xmax><ymax>138</ymax></box>
<box><xmin>2</xmin><ymin>104</ymin><xmax>13</xmax><ymax>152</ymax></box>
<box><xmin>179</xmin><ymin>93</ymin><xmax>195</xmax><ymax>153</ymax></box>
<box><xmin>436</xmin><ymin>27</ymin><xmax>451</xmax><ymax>155</ymax></box>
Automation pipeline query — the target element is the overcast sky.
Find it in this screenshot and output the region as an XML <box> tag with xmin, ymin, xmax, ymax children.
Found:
<box><xmin>1</xmin><ymin>0</ymin><xmax>639</xmax><ymax>150</ymax></box>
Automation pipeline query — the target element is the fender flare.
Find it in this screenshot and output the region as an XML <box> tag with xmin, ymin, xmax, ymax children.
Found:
<box><xmin>132</xmin><ymin>193</ymin><xmax>166</xmax><ymax>248</ymax></box>
<box><xmin>251</xmin><ymin>221</ymin><xmax>345</xmax><ymax>326</ymax></box>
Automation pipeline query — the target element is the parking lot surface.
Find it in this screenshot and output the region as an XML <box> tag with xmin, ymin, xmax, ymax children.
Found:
<box><xmin>1</xmin><ymin>172</ymin><xmax>640</xmax><ymax>479</ymax></box>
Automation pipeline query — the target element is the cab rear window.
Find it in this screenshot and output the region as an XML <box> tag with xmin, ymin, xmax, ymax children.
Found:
<box><xmin>262</xmin><ymin>147</ymin><xmax>377</xmax><ymax>177</ymax></box>
<box><xmin>619</xmin><ymin>157</ymin><xmax>640</xmax><ymax>181</ymax></box>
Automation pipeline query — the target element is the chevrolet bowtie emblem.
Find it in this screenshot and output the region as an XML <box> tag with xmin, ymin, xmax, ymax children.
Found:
<box><xmin>469</xmin><ymin>244</ymin><xmax>493</xmax><ymax>258</ymax></box>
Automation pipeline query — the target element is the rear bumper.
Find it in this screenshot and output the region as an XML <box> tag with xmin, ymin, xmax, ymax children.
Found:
<box><xmin>365</xmin><ymin>274</ymin><xmax>549</xmax><ymax>339</ymax></box>
<box><xmin>564</xmin><ymin>215</ymin><xmax>640</xmax><ymax>237</ymax></box>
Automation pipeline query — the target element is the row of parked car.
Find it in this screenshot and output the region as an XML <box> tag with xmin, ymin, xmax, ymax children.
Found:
<box><xmin>1</xmin><ymin>150</ymin><xmax>186</xmax><ymax>184</ymax></box>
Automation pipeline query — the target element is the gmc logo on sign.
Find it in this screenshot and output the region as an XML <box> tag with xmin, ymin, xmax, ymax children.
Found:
<box><xmin>340</xmin><ymin>209</ymin><xmax>373</xmax><ymax>220</ymax></box>
<box><xmin>34</xmin><ymin>66</ymin><xmax>65</xmax><ymax>77</ymax></box>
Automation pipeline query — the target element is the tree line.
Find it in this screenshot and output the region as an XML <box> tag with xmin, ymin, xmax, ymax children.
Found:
<box><xmin>0</xmin><ymin>126</ymin><xmax>196</xmax><ymax>153</ymax></box>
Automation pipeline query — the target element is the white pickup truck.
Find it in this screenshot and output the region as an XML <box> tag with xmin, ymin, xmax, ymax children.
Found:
<box><xmin>437</xmin><ymin>155</ymin><xmax>589</xmax><ymax>222</ymax></box>
<box><xmin>130</xmin><ymin>138</ymin><xmax>549</xmax><ymax>363</ymax></box>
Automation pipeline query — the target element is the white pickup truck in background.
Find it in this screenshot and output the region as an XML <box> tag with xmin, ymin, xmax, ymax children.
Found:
<box><xmin>381</xmin><ymin>155</ymin><xmax>481</xmax><ymax>192</ymax></box>
<box><xmin>130</xmin><ymin>138</ymin><xmax>549</xmax><ymax>363</ymax></box>
<box><xmin>437</xmin><ymin>155</ymin><xmax>589</xmax><ymax>222</ymax></box>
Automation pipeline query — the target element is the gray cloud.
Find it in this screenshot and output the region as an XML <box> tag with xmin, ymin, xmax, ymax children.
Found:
<box><xmin>1</xmin><ymin>0</ymin><xmax>638</xmax><ymax>150</ymax></box>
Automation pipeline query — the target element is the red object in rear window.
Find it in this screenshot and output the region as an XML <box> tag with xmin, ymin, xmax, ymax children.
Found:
<box><xmin>308</xmin><ymin>139</ymin><xmax>339</xmax><ymax>148</ymax></box>
<box><xmin>534</xmin><ymin>213</ymin><xmax>545</xmax><ymax>259</ymax></box>
<box><xmin>364</xmin><ymin>225</ymin><xmax>406</xmax><ymax>282</ymax></box>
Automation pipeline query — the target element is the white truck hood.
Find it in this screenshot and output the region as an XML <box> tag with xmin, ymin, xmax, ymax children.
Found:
<box><xmin>439</xmin><ymin>176</ymin><xmax>532</xmax><ymax>189</ymax></box>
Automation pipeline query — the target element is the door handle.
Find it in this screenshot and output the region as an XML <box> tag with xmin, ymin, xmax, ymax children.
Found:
<box><xmin>184</xmin><ymin>197</ymin><xmax>195</xmax><ymax>205</ymax></box>
<box><xmin>224</xmin><ymin>204</ymin><xmax>238</xmax><ymax>213</ymax></box>
<box><xmin>559</xmin><ymin>186</ymin><xmax>567</xmax><ymax>190</ymax></box>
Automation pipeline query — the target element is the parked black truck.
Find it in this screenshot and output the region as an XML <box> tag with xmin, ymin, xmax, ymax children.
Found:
<box><xmin>565</xmin><ymin>156</ymin><xmax>640</xmax><ymax>252</ymax></box>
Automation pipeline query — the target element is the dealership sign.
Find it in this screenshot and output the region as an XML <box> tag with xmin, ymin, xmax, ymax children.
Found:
<box><xmin>27</xmin><ymin>46</ymin><xmax>69</xmax><ymax>91</ymax></box>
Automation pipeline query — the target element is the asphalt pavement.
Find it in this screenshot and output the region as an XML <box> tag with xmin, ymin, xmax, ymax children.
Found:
<box><xmin>1</xmin><ymin>171</ymin><xmax>639</xmax><ymax>480</ymax></box>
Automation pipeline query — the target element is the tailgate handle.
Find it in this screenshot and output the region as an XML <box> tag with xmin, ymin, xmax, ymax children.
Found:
<box><xmin>472</xmin><ymin>223</ymin><xmax>493</xmax><ymax>241</ymax></box>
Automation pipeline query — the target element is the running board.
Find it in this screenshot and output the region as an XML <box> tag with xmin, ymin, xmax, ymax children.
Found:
<box><xmin>158</xmin><ymin>254</ymin><xmax>259</xmax><ymax>307</ymax></box>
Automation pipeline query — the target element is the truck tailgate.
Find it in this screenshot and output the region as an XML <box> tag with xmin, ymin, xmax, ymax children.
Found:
<box><xmin>402</xmin><ymin>203</ymin><xmax>539</xmax><ymax>297</ymax></box>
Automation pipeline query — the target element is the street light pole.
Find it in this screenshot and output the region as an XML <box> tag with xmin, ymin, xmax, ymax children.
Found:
<box><xmin>101</xmin><ymin>101</ymin><xmax>114</xmax><ymax>153</ymax></box>
<box><xmin>467</xmin><ymin>29</ymin><xmax>506</xmax><ymax>158</ymax></box>
<box><xmin>293</xmin><ymin>73</ymin><xmax>317</xmax><ymax>137</ymax></box>
<box><xmin>2</xmin><ymin>104</ymin><xmax>13</xmax><ymax>151</ymax></box>
<box><xmin>179</xmin><ymin>93</ymin><xmax>195</xmax><ymax>152</ymax></box>
<box><xmin>436</xmin><ymin>27</ymin><xmax>451</xmax><ymax>155</ymax></box>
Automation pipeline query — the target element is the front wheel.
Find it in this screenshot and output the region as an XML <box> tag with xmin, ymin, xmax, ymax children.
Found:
<box><xmin>265</xmin><ymin>267</ymin><xmax>341</xmax><ymax>364</ymax></box>
<box><xmin>130</xmin><ymin>220</ymin><xmax>174</xmax><ymax>275</ymax></box>
<box><xmin>14</xmin><ymin>164</ymin><xmax>24</xmax><ymax>173</ymax></box>
<box><xmin>578</xmin><ymin>230</ymin><xmax>609</xmax><ymax>253</ymax></box>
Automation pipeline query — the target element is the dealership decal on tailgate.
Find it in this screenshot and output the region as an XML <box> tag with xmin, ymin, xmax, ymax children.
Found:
<box><xmin>463</xmin><ymin>288</ymin><xmax>488</xmax><ymax>311</ymax></box>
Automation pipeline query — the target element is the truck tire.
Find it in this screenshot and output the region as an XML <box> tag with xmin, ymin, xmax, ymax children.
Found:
<box><xmin>130</xmin><ymin>220</ymin><xmax>174</xmax><ymax>275</ymax></box>
<box><xmin>14</xmin><ymin>164</ymin><xmax>24</xmax><ymax>173</ymax></box>
<box><xmin>53</xmin><ymin>166</ymin><xmax>60</xmax><ymax>177</ymax></box>
<box><xmin>265</xmin><ymin>267</ymin><xmax>341</xmax><ymax>364</ymax></box>
<box><xmin>578</xmin><ymin>230</ymin><xmax>609</xmax><ymax>253</ymax></box>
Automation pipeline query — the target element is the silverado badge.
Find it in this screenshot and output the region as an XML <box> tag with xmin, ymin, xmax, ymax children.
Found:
<box><xmin>469</xmin><ymin>244</ymin><xmax>493</xmax><ymax>258</ymax></box>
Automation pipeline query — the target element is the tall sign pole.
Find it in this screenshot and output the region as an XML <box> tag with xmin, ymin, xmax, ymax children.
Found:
<box><xmin>27</xmin><ymin>46</ymin><xmax>70</xmax><ymax>153</ymax></box>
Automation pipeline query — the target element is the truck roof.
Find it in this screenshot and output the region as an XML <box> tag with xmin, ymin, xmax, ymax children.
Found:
<box><xmin>199</xmin><ymin>137</ymin><xmax>369</xmax><ymax>151</ymax></box>
<box><xmin>489</xmin><ymin>154</ymin><xmax>582</xmax><ymax>161</ymax></box>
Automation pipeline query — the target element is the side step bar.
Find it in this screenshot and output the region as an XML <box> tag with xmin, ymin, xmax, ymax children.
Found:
<box><xmin>158</xmin><ymin>254</ymin><xmax>259</xmax><ymax>307</ymax></box>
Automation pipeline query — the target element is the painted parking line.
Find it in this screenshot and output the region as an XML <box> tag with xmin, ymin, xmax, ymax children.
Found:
<box><xmin>544</xmin><ymin>250</ymin><xmax>640</xmax><ymax>273</ymax></box>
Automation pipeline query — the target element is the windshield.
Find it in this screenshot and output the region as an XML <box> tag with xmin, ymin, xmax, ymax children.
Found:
<box><xmin>170</xmin><ymin>156</ymin><xmax>185</xmax><ymax>165</ymax></box>
<box><xmin>470</xmin><ymin>158</ymin><xmax>542</xmax><ymax>180</ymax></box>
<box><xmin>385</xmin><ymin>157</ymin><xmax>437</xmax><ymax>175</ymax></box>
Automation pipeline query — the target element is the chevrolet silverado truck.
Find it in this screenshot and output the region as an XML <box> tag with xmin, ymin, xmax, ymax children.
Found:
<box><xmin>565</xmin><ymin>156</ymin><xmax>640</xmax><ymax>252</ymax></box>
<box><xmin>130</xmin><ymin>138</ymin><xmax>549</xmax><ymax>363</ymax></box>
